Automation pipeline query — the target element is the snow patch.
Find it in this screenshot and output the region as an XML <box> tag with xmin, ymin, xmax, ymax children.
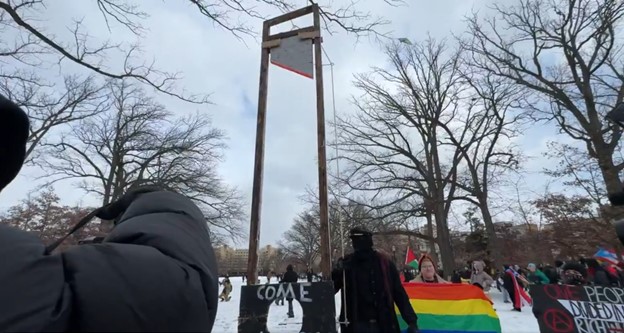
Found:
<box><xmin>212</xmin><ymin>276</ymin><xmax>540</xmax><ymax>332</ymax></box>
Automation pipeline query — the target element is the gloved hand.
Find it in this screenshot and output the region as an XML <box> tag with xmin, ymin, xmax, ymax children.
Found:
<box><xmin>334</xmin><ymin>258</ymin><xmax>345</xmax><ymax>271</ymax></box>
<box><xmin>333</xmin><ymin>257</ymin><xmax>352</xmax><ymax>271</ymax></box>
<box><xmin>96</xmin><ymin>185</ymin><xmax>164</xmax><ymax>223</ymax></box>
<box><xmin>406</xmin><ymin>322</ymin><xmax>420</xmax><ymax>333</ymax></box>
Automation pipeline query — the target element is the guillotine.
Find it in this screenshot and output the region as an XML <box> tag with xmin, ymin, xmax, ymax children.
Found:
<box><xmin>238</xmin><ymin>4</ymin><xmax>336</xmax><ymax>333</ymax></box>
<box><xmin>246</xmin><ymin>4</ymin><xmax>331</xmax><ymax>285</ymax></box>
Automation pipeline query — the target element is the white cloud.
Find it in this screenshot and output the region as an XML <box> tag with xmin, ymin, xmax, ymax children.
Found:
<box><xmin>0</xmin><ymin>0</ymin><xmax>561</xmax><ymax>246</ymax></box>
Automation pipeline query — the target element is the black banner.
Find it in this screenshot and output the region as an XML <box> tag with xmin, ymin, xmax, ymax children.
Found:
<box><xmin>531</xmin><ymin>284</ymin><xmax>624</xmax><ymax>333</ymax></box>
<box><xmin>238</xmin><ymin>281</ymin><xmax>337</xmax><ymax>333</ymax></box>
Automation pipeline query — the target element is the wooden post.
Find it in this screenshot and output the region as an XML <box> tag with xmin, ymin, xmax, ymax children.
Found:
<box><xmin>247</xmin><ymin>21</ymin><xmax>271</xmax><ymax>286</ymax></box>
<box><xmin>312</xmin><ymin>5</ymin><xmax>332</xmax><ymax>280</ymax></box>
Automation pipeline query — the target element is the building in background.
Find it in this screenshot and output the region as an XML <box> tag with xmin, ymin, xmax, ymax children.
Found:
<box><xmin>215</xmin><ymin>245</ymin><xmax>283</xmax><ymax>276</ymax></box>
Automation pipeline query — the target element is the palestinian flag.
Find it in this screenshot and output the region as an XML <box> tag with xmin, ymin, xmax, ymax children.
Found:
<box><xmin>405</xmin><ymin>246</ymin><xmax>418</xmax><ymax>270</ymax></box>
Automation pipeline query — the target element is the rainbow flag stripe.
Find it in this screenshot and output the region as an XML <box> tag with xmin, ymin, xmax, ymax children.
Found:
<box><xmin>396</xmin><ymin>283</ymin><xmax>501</xmax><ymax>333</ymax></box>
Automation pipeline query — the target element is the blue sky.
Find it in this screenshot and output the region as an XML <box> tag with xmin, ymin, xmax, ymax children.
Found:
<box><xmin>0</xmin><ymin>0</ymin><xmax>569</xmax><ymax>245</ymax></box>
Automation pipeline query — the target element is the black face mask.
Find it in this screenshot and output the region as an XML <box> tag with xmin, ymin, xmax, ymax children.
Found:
<box><xmin>351</xmin><ymin>235</ymin><xmax>373</xmax><ymax>252</ymax></box>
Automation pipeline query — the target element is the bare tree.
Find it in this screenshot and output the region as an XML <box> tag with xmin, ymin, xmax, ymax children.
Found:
<box><xmin>190</xmin><ymin>0</ymin><xmax>405</xmax><ymax>39</ymax></box>
<box><xmin>0</xmin><ymin>0</ymin><xmax>208</xmax><ymax>103</ymax></box>
<box><xmin>464</xmin><ymin>0</ymin><xmax>624</xmax><ymax>201</ymax></box>
<box><xmin>534</xmin><ymin>193</ymin><xmax>618</xmax><ymax>257</ymax></box>
<box><xmin>544</xmin><ymin>142</ymin><xmax>609</xmax><ymax>205</ymax></box>
<box><xmin>334</xmin><ymin>39</ymin><xmax>468</xmax><ymax>272</ymax></box>
<box><xmin>0</xmin><ymin>9</ymin><xmax>109</xmax><ymax>163</ymax></box>
<box><xmin>0</xmin><ymin>187</ymin><xmax>99</xmax><ymax>249</ymax></box>
<box><xmin>0</xmin><ymin>0</ymin><xmax>404</xmax><ymax>104</ymax></box>
<box><xmin>40</xmin><ymin>79</ymin><xmax>245</xmax><ymax>242</ymax></box>
<box><xmin>437</xmin><ymin>69</ymin><xmax>525</xmax><ymax>266</ymax></box>
<box><xmin>302</xmin><ymin>187</ymin><xmax>433</xmax><ymax>257</ymax></box>
<box><xmin>1</xmin><ymin>74</ymin><xmax>108</xmax><ymax>163</ymax></box>
<box><xmin>279</xmin><ymin>209</ymin><xmax>321</xmax><ymax>268</ymax></box>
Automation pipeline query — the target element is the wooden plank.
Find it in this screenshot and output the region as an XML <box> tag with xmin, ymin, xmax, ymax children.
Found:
<box><xmin>265</xmin><ymin>5</ymin><xmax>314</xmax><ymax>26</ymax></box>
<box><xmin>312</xmin><ymin>4</ymin><xmax>332</xmax><ymax>280</ymax></box>
<box><xmin>247</xmin><ymin>21</ymin><xmax>271</xmax><ymax>286</ymax></box>
<box><xmin>298</xmin><ymin>30</ymin><xmax>320</xmax><ymax>40</ymax></box>
<box><xmin>261</xmin><ymin>39</ymin><xmax>281</xmax><ymax>49</ymax></box>
<box><xmin>266</xmin><ymin>26</ymin><xmax>316</xmax><ymax>41</ymax></box>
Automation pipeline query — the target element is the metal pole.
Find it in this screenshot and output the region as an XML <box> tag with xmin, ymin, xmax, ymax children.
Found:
<box><xmin>247</xmin><ymin>21</ymin><xmax>271</xmax><ymax>286</ymax></box>
<box><xmin>312</xmin><ymin>4</ymin><xmax>331</xmax><ymax>280</ymax></box>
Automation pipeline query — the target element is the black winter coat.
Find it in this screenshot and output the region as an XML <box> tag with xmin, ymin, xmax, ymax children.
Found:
<box><xmin>282</xmin><ymin>270</ymin><xmax>299</xmax><ymax>283</ymax></box>
<box><xmin>332</xmin><ymin>249</ymin><xmax>417</xmax><ymax>333</ymax></box>
<box><xmin>0</xmin><ymin>191</ymin><xmax>219</xmax><ymax>332</ymax></box>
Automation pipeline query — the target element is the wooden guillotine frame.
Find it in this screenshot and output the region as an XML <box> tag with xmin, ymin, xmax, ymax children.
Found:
<box><xmin>246</xmin><ymin>4</ymin><xmax>331</xmax><ymax>284</ymax></box>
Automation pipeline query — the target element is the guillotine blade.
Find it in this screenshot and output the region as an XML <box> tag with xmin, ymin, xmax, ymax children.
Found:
<box><xmin>270</xmin><ymin>35</ymin><xmax>314</xmax><ymax>79</ymax></box>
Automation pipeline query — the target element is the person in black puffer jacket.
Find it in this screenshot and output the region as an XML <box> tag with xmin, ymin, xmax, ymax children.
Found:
<box><xmin>0</xmin><ymin>95</ymin><xmax>219</xmax><ymax>332</ymax></box>
<box><xmin>280</xmin><ymin>264</ymin><xmax>299</xmax><ymax>317</ymax></box>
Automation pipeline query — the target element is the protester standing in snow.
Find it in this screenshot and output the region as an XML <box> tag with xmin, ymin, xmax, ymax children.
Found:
<box><xmin>281</xmin><ymin>264</ymin><xmax>299</xmax><ymax>318</ymax></box>
<box><xmin>0</xmin><ymin>95</ymin><xmax>220</xmax><ymax>332</ymax></box>
<box><xmin>410</xmin><ymin>254</ymin><xmax>449</xmax><ymax>283</ymax></box>
<box><xmin>470</xmin><ymin>260</ymin><xmax>494</xmax><ymax>291</ymax></box>
<box><xmin>220</xmin><ymin>277</ymin><xmax>233</xmax><ymax>301</ymax></box>
<box><xmin>333</xmin><ymin>228</ymin><xmax>419</xmax><ymax>333</ymax></box>
<box><xmin>561</xmin><ymin>262</ymin><xmax>588</xmax><ymax>285</ymax></box>
<box><xmin>585</xmin><ymin>258</ymin><xmax>619</xmax><ymax>286</ymax></box>
<box><xmin>526</xmin><ymin>263</ymin><xmax>550</xmax><ymax>285</ymax></box>
<box><xmin>503</xmin><ymin>265</ymin><xmax>532</xmax><ymax>312</ymax></box>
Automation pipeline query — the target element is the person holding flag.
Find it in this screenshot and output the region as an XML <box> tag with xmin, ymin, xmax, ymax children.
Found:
<box><xmin>403</xmin><ymin>246</ymin><xmax>418</xmax><ymax>282</ymax></box>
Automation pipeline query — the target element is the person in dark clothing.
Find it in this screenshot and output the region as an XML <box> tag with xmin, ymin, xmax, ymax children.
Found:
<box><xmin>0</xmin><ymin>96</ymin><xmax>219</xmax><ymax>332</ymax></box>
<box><xmin>542</xmin><ymin>265</ymin><xmax>560</xmax><ymax>284</ymax></box>
<box><xmin>220</xmin><ymin>277</ymin><xmax>233</xmax><ymax>301</ymax></box>
<box><xmin>585</xmin><ymin>259</ymin><xmax>618</xmax><ymax>286</ymax></box>
<box><xmin>307</xmin><ymin>268</ymin><xmax>314</xmax><ymax>282</ymax></box>
<box><xmin>555</xmin><ymin>260</ymin><xmax>564</xmax><ymax>278</ymax></box>
<box><xmin>451</xmin><ymin>270</ymin><xmax>462</xmax><ymax>284</ymax></box>
<box><xmin>332</xmin><ymin>228</ymin><xmax>419</xmax><ymax>333</ymax></box>
<box><xmin>280</xmin><ymin>264</ymin><xmax>299</xmax><ymax>317</ymax></box>
<box><xmin>502</xmin><ymin>265</ymin><xmax>524</xmax><ymax>312</ymax></box>
<box><xmin>526</xmin><ymin>263</ymin><xmax>550</xmax><ymax>285</ymax></box>
<box><xmin>561</xmin><ymin>262</ymin><xmax>588</xmax><ymax>285</ymax></box>
<box><xmin>403</xmin><ymin>267</ymin><xmax>415</xmax><ymax>282</ymax></box>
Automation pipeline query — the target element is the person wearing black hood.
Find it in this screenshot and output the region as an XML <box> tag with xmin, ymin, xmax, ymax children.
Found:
<box><xmin>332</xmin><ymin>228</ymin><xmax>419</xmax><ymax>333</ymax></box>
<box><xmin>0</xmin><ymin>95</ymin><xmax>219</xmax><ymax>332</ymax></box>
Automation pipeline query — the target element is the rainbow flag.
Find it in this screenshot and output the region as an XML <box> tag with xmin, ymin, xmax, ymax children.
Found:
<box><xmin>396</xmin><ymin>283</ymin><xmax>501</xmax><ymax>333</ymax></box>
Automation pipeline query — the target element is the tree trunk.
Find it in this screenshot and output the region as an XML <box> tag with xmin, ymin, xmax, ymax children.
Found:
<box><xmin>426</xmin><ymin>214</ymin><xmax>437</xmax><ymax>259</ymax></box>
<box><xmin>597</xmin><ymin>147</ymin><xmax>622</xmax><ymax>196</ymax></box>
<box><xmin>478</xmin><ymin>196</ymin><xmax>502</xmax><ymax>268</ymax></box>
<box><xmin>434</xmin><ymin>203</ymin><xmax>454</xmax><ymax>278</ymax></box>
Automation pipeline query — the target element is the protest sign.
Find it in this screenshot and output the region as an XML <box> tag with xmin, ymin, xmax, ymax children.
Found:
<box><xmin>531</xmin><ymin>284</ymin><xmax>624</xmax><ymax>333</ymax></box>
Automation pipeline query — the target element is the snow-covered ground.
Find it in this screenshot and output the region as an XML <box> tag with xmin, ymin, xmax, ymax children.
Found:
<box><xmin>213</xmin><ymin>277</ymin><xmax>540</xmax><ymax>333</ymax></box>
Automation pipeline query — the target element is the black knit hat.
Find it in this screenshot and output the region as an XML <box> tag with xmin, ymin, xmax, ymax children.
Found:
<box><xmin>349</xmin><ymin>227</ymin><xmax>373</xmax><ymax>251</ymax></box>
<box><xmin>0</xmin><ymin>94</ymin><xmax>29</xmax><ymax>192</ymax></box>
<box><xmin>349</xmin><ymin>227</ymin><xmax>372</xmax><ymax>238</ymax></box>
